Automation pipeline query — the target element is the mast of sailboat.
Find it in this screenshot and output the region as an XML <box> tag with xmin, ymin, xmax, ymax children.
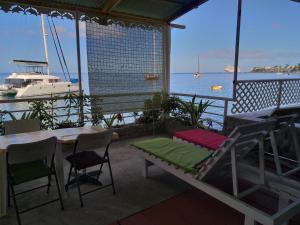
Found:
<box><xmin>41</xmin><ymin>14</ymin><xmax>50</xmax><ymax>75</ymax></box>
<box><xmin>197</xmin><ymin>55</ymin><xmax>200</xmax><ymax>73</ymax></box>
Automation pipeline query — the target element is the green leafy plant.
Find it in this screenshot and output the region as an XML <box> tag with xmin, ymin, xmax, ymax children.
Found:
<box><xmin>75</xmin><ymin>93</ymin><xmax>91</xmax><ymax>127</ymax></box>
<box><xmin>0</xmin><ymin>110</ymin><xmax>9</xmax><ymax>135</ymax></box>
<box><xmin>63</xmin><ymin>92</ymin><xmax>78</xmax><ymax>122</ymax></box>
<box><xmin>161</xmin><ymin>94</ymin><xmax>182</xmax><ymax>119</ymax></box>
<box><xmin>132</xmin><ymin>112</ymin><xmax>139</xmax><ymax>123</ymax></box>
<box><xmin>54</xmin><ymin>92</ymin><xmax>90</xmax><ymax>129</ymax></box>
<box><xmin>174</xmin><ymin>95</ymin><xmax>213</xmax><ymax>129</ymax></box>
<box><xmin>29</xmin><ymin>99</ymin><xmax>55</xmax><ymax>129</ymax></box>
<box><xmin>102</xmin><ymin>114</ymin><xmax>118</xmax><ymax>128</ymax></box>
<box><xmin>8</xmin><ymin>111</ymin><xmax>35</xmax><ymax>121</ymax></box>
<box><xmin>8</xmin><ymin>99</ymin><xmax>55</xmax><ymax>130</ymax></box>
<box><xmin>89</xmin><ymin>95</ymin><xmax>104</xmax><ymax>126</ymax></box>
<box><xmin>54</xmin><ymin>120</ymin><xmax>79</xmax><ymax>129</ymax></box>
<box><xmin>116</xmin><ymin>112</ymin><xmax>124</xmax><ymax>125</ymax></box>
<box><xmin>90</xmin><ymin>106</ymin><xmax>103</xmax><ymax>126</ymax></box>
<box><xmin>139</xmin><ymin>93</ymin><xmax>162</xmax><ymax>123</ymax></box>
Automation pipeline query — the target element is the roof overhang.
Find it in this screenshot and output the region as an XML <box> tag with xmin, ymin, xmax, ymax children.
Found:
<box><xmin>11</xmin><ymin>60</ymin><xmax>48</xmax><ymax>67</ymax></box>
<box><xmin>0</xmin><ymin>0</ymin><xmax>208</xmax><ymax>26</ymax></box>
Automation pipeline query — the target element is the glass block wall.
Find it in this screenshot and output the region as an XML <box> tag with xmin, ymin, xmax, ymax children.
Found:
<box><xmin>86</xmin><ymin>21</ymin><xmax>164</xmax><ymax>112</ymax></box>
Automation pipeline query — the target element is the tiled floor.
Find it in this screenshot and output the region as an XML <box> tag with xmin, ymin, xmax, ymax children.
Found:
<box><xmin>1</xmin><ymin>136</ymin><xmax>189</xmax><ymax>225</ymax></box>
<box><xmin>2</xmin><ymin>136</ymin><xmax>300</xmax><ymax>225</ymax></box>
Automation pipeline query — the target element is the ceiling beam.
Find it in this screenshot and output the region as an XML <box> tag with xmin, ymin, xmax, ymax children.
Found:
<box><xmin>170</xmin><ymin>23</ymin><xmax>186</xmax><ymax>29</ymax></box>
<box><xmin>166</xmin><ymin>0</ymin><xmax>208</xmax><ymax>22</ymax></box>
<box><xmin>102</xmin><ymin>0</ymin><xmax>122</xmax><ymax>13</ymax></box>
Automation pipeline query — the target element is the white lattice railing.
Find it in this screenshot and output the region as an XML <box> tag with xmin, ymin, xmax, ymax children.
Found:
<box><xmin>231</xmin><ymin>79</ymin><xmax>300</xmax><ymax>114</ymax></box>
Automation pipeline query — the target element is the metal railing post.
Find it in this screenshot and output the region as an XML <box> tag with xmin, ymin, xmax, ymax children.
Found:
<box><xmin>233</xmin><ymin>0</ymin><xmax>243</xmax><ymax>100</ymax></box>
<box><xmin>224</xmin><ymin>99</ymin><xmax>228</xmax><ymax>122</ymax></box>
<box><xmin>75</xmin><ymin>9</ymin><xmax>84</xmax><ymax>125</ymax></box>
<box><xmin>277</xmin><ymin>80</ymin><xmax>283</xmax><ymax>109</ymax></box>
<box><xmin>222</xmin><ymin>99</ymin><xmax>229</xmax><ymax>132</ymax></box>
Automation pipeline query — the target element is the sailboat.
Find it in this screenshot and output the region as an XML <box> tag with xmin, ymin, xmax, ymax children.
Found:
<box><xmin>194</xmin><ymin>56</ymin><xmax>201</xmax><ymax>79</ymax></box>
<box><xmin>1</xmin><ymin>15</ymin><xmax>79</xmax><ymax>98</ymax></box>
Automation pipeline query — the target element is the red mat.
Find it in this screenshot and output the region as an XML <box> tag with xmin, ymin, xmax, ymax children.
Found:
<box><xmin>174</xmin><ymin>129</ymin><xmax>228</xmax><ymax>151</ymax></box>
<box><xmin>115</xmin><ymin>189</ymin><xmax>244</xmax><ymax>225</ymax></box>
<box><xmin>112</xmin><ymin>188</ymin><xmax>300</xmax><ymax>225</ymax></box>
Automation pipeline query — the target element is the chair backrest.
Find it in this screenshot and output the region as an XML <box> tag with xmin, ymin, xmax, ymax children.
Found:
<box><xmin>197</xmin><ymin>121</ymin><xmax>276</xmax><ymax>179</ymax></box>
<box><xmin>272</xmin><ymin>113</ymin><xmax>297</xmax><ymax>128</ymax></box>
<box><xmin>74</xmin><ymin>129</ymin><xmax>113</xmax><ymax>154</ymax></box>
<box><xmin>227</xmin><ymin>120</ymin><xmax>276</xmax><ymax>148</ymax></box>
<box><xmin>7</xmin><ymin>136</ymin><xmax>57</xmax><ymax>165</ymax></box>
<box><xmin>271</xmin><ymin>107</ymin><xmax>300</xmax><ymax>122</ymax></box>
<box><xmin>4</xmin><ymin>119</ymin><xmax>41</xmax><ymax>135</ymax></box>
<box><xmin>270</xmin><ymin>114</ymin><xmax>300</xmax><ymax>160</ymax></box>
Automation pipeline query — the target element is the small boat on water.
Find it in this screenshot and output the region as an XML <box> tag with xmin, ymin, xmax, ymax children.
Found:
<box><xmin>145</xmin><ymin>73</ymin><xmax>159</xmax><ymax>81</ymax></box>
<box><xmin>194</xmin><ymin>72</ymin><xmax>201</xmax><ymax>79</ymax></box>
<box><xmin>210</xmin><ymin>85</ymin><xmax>223</xmax><ymax>91</ymax></box>
<box><xmin>194</xmin><ymin>56</ymin><xmax>201</xmax><ymax>79</ymax></box>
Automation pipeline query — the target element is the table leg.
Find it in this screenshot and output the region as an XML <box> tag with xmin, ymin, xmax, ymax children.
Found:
<box><xmin>0</xmin><ymin>150</ymin><xmax>7</xmax><ymax>217</ymax></box>
<box><xmin>55</xmin><ymin>143</ymin><xmax>66</xmax><ymax>198</ymax></box>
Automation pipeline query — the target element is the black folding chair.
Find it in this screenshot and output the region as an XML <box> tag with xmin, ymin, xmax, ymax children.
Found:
<box><xmin>65</xmin><ymin>129</ymin><xmax>116</xmax><ymax>207</ymax></box>
<box><xmin>4</xmin><ymin>118</ymin><xmax>41</xmax><ymax>208</ymax></box>
<box><xmin>7</xmin><ymin>136</ymin><xmax>64</xmax><ymax>225</ymax></box>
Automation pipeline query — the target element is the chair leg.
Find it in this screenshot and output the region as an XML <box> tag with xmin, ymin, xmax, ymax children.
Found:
<box><xmin>7</xmin><ymin>179</ymin><xmax>11</xmax><ymax>207</ymax></box>
<box><xmin>107</xmin><ymin>160</ymin><xmax>116</xmax><ymax>195</ymax></box>
<box><xmin>65</xmin><ymin>165</ymin><xmax>73</xmax><ymax>192</ymax></box>
<box><xmin>96</xmin><ymin>163</ymin><xmax>104</xmax><ymax>180</ymax></box>
<box><xmin>9</xmin><ymin>182</ymin><xmax>22</xmax><ymax>225</ymax></box>
<box><xmin>46</xmin><ymin>175</ymin><xmax>51</xmax><ymax>194</ymax></box>
<box><xmin>53</xmin><ymin>168</ymin><xmax>64</xmax><ymax>211</ymax></box>
<box><xmin>74</xmin><ymin>168</ymin><xmax>84</xmax><ymax>207</ymax></box>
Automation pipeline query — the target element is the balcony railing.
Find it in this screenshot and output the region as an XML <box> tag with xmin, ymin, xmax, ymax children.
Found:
<box><xmin>1</xmin><ymin>78</ymin><xmax>300</xmax><ymax>135</ymax></box>
<box><xmin>0</xmin><ymin>91</ymin><xmax>230</xmax><ymax>134</ymax></box>
<box><xmin>232</xmin><ymin>78</ymin><xmax>300</xmax><ymax>114</ymax></box>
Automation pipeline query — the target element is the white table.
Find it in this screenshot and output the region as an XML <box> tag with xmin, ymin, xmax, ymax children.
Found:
<box><xmin>0</xmin><ymin>126</ymin><xmax>105</xmax><ymax>217</ymax></box>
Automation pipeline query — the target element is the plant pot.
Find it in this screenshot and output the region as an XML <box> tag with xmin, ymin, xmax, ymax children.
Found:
<box><xmin>163</xmin><ymin>119</ymin><xmax>194</xmax><ymax>136</ymax></box>
<box><xmin>112</xmin><ymin>122</ymin><xmax>164</xmax><ymax>140</ymax></box>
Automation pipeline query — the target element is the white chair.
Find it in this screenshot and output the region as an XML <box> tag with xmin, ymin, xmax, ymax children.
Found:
<box><xmin>7</xmin><ymin>136</ymin><xmax>64</xmax><ymax>225</ymax></box>
<box><xmin>65</xmin><ymin>129</ymin><xmax>115</xmax><ymax>207</ymax></box>
<box><xmin>4</xmin><ymin>119</ymin><xmax>41</xmax><ymax>135</ymax></box>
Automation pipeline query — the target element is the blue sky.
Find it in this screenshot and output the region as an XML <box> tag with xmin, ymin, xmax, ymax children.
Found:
<box><xmin>0</xmin><ymin>0</ymin><xmax>300</xmax><ymax>74</ymax></box>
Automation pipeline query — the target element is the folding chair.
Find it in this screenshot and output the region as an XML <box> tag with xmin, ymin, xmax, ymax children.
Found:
<box><xmin>65</xmin><ymin>129</ymin><xmax>115</xmax><ymax>207</ymax></box>
<box><xmin>7</xmin><ymin>136</ymin><xmax>64</xmax><ymax>225</ymax></box>
<box><xmin>4</xmin><ymin>118</ymin><xmax>41</xmax><ymax>207</ymax></box>
<box><xmin>4</xmin><ymin>119</ymin><xmax>41</xmax><ymax>135</ymax></box>
<box><xmin>268</xmin><ymin>114</ymin><xmax>300</xmax><ymax>177</ymax></box>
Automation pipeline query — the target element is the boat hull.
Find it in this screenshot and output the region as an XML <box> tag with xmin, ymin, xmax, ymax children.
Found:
<box><xmin>0</xmin><ymin>89</ymin><xmax>17</xmax><ymax>96</ymax></box>
<box><xmin>15</xmin><ymin>82</ymin><xmax>79</xmax><ymax>97</ymax></box>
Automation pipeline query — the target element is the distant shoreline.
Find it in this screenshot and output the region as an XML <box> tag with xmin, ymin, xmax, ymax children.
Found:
<box><xmin>251</xmin><ymin>65</ymin><xmax>300</xmax><ymax>73</ymax></box>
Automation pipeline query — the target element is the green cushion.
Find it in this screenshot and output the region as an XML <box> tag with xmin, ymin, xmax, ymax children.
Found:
<box><xmin>10</xmin><ymin>160</ymin><xmax>51</xmax><ymax>185</ymax></box>
<box><xmin>132</xmin><ymin>138</ymin><xmax>211</xmax><ymax>173</ymax></box>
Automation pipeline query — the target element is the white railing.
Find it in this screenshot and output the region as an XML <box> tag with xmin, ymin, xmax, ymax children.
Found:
<box><xmin>171</xmin><ymin>93</ymin><xmax>231</xmax><ymax>129</ymax></box>
<box><xmin>231</xmin><ymin>78</ymin><xmax>300</xmax><ymax>114</ymax></box>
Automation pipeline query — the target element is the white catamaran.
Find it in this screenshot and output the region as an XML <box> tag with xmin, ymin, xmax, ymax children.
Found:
<box><xmin>0</xmin><ymin>15</ymin><xmax>79</xmax><ymax>98</ymax></box>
